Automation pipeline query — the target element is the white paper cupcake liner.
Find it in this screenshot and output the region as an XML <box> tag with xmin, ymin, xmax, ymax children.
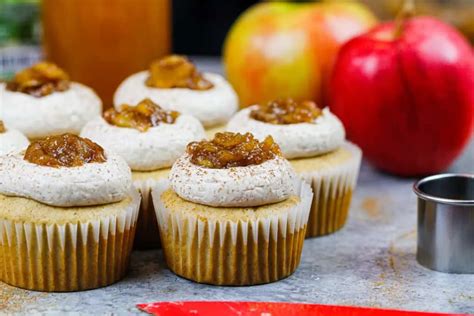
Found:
<box><xmin>134</xmin><ymin>178</ymin><xmax>160</xmax><ymax>249</ymax></box>
<box><xmin>133</xmin><ymin>173</ymin><xmax>168</xmax><ymax>249</ymax></box>
<box><xmin>0</xmin><ymin>190</ymin><xmax>140</xmax><ymax>292</ymax></box>
<box><xmin>151</xmin><ymin>179</ymin><xmax>313</xmax><ymax>285</ymax></box>
<box><xmin>298</xmin><ymin>142</ymin><xmax>362</xmax><ymax>237</ymax></box>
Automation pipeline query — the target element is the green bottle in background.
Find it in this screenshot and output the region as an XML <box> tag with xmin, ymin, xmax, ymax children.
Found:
<box><xmin>0</xmin><ymin>0</ymin><xmax>41</xmax><ymax>80</ymax></box>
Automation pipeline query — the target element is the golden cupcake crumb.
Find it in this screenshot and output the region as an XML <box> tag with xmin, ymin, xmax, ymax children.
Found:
<box><xmin>0</xmin><ymin>283</ymin><xmax>39</xmax><ymax>312</ymax></box>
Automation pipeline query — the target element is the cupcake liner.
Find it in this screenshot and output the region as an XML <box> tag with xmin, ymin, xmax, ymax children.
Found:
<box><xmin>133</xmin><ymin>178</ymin><xmax>162</xmax><ymax>249</ymax></box>
<box><xmin>152</xmin><ymin>179</ymin><xmax>313</xmax><ymax>286</ymax></box>
<box><xmin>0</xmin><ymin>190</ymin><xmax>140</xmax><ymax>292</ymax></box>
<box><xmin>298</xmin><ymin>143</ymin><xmax>362</xmax><ymax>238</ymax></box>
<box><xmin>132</xmin><ymin>168</ymin><xmax>170</xmax><ymax>249</ymax></box>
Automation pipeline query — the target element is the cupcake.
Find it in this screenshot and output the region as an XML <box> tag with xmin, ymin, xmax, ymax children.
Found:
<box><xmin>227</xmin><ymin>99</ymin><xmax>361</xmax><ymax>237</ymax></box>
<box><xmin>81</xmin><ymin>98</ymin><xmax>206</xmax><ymax>249</ymax></box>
<box><xmin>0</xmin><ymin>62</ymin><xmax>102</xmax><ymax>139</ymax></box>
<box><xmin>114</xmin><ymin>55</ymin><xmax>238</xmax><ymax>128</ymax></box>
<box><xmin>0</xmin><ymin>134</ymin><xmax>140</xmax><ymax>291</ymax></box>
<box><xmin>0</xmin><ymin>120</ymin><xmax>29</xmax><ymax>155</ymax></box>
<box><xmin>152</xmin><ymin>132</ymin><xmax>313</xmax><ymax>285</ymax></box>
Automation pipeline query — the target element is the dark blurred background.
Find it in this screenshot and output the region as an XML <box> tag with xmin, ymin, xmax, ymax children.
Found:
<box><xmin>166</xmin><ymin>0</ymin><xmax>474</xmax><ymax>55</ymax></box>
<box><xmin>172</xmin><ymin>0</ymin><xmax>256</xmax><ymax>55</ymax></box>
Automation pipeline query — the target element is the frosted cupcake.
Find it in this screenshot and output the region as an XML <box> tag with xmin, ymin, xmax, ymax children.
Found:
<box><xmin>227</xmin><ymin>99</ymin><xmax>361</xmax><ymax>237</ymax></box>
<box><xmin>0</xmin><ymin>120</ymin><xmax>29</xmax><ymax>155</ymax></box>
<box><xmin>81</xmin><ymin>98</ymin><xmax>206</xmax><ymax>248</ymax></box>
<box><xmin>0</xmin><ymin>134</ymin><xmax>140</xmax><ymax>292</ymax></box>
<box><xmin>0</xmin><ymin>62</ymin><xmax>102</xmax><ymax>139</ymax></box>
<box><xmin>152</xmin><ymin>132</ymin><xmax>312</xmax><ymax>285</ymax></box>
<box><xmin>114</xmin><ymin>55</ymin><xmax>238</xmax><ymax>128</ymax></box>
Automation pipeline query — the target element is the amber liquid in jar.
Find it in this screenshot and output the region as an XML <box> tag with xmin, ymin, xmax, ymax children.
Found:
<box><xmin>41</xmin><ymin>0</ymin><xmax>171</xmax><ymax>107</ymax></box>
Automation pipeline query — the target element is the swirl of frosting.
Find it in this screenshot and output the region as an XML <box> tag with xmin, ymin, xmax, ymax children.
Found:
<box><xmin>1</xmin><ymin>82</ymin><xmax>102</xmax><ymax>139</ymax></box>
<box><xmin>169</xmin><ymin>153</ymin><xmax>297</xmax><ymax>207</ymax></box>
<box><xmin>0</xmin><ymin>139</ymin><xmax>132</xmax><ymax>207</ymax></box>
<box><xmin>113</xmin><ymin>71</ymin><xmax>238</xmax><ymax>127</ymax></box>
<box><xmin>81</xmin><ymin>114</ymin><xmax>206</xmax><ymax>171</ymax></box>
<box><xmin>0</xmin><ymin>124</ymin><xmax>29</xmax><ymax>156</ymax></box>
<box><xmin>227</xmin><ymin>106</ymin><xmax>345</xmax><ymax>159</ymax></box>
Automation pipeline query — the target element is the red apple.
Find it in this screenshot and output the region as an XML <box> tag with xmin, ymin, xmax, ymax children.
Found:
<box><xmin>330</xmin><ymin>16</ymin><xmax>474</xmax><ymax>176</ymax></box>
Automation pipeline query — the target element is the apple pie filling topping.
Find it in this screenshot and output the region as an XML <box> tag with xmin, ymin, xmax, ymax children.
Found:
<box><xmin>104</xmin><ymin>98</ymin><xmax>180</xmax><ymax>132</ymax></box>
<box><xmin>0</xmin><ymin>121</ymin><xmax>5</xmax><ymax>133</ymax></box>
<box><xmin>250</xmin><ymin>98</ymin><xmax>322</xmax><ymax>124</ymax></box>
<box><xmin>187</xmin><ymin>132</ymin><xmax>281</xmax><ymax>169</ymax></box>
<box><xmin>6</xmin><ymin>62</ymin><xmax>70</xmax><ymax>97</ymax></box>
<box><xmin>145</xmin><ymin>55</ymin><xmax>213</xmax><ymax>90</ymax></box>
<box><xmin>24</xmin><ymin>133</ymin><xmax>106</xmax><ymax>168</ymax></box>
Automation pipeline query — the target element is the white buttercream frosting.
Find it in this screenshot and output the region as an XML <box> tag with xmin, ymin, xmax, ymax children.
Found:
<box><xmin>0</xmin><ymin>128</ymin><xmax>29</xmax><ymax>155</ymax></box>
<box><xmin>80</xmin><ymin>114</ymin><xmax>206</xmax><ymax>171</ymax></box>
<box><xmin>0</xmin><ymin>151</ymin><xmax>132</xmax><ymax>207</ymax></box>
<box><xmin>1</xmin><ymin>82</ymin><xmax>102</xmax><ymax>139</ymax></box>
<box><xmin>113</xmin><ymin>71</ymin><xmax>238</xmax><ymax>127</ymax></box>
<box><xmin>227</xmin><ymin>106</ymin><xmax>346</xmax><ymax>159</ymax></box>
<box><xmin>169</xmin><ymin>154</ymin><xmax>297</xmax><ymax>207</ymax></box>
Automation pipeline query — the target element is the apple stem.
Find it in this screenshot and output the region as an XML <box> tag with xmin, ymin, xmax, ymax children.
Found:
<box><xmin>394</xmin><ymin>0</ymin><xmax>415</xmax><ymax>38</ymax></box>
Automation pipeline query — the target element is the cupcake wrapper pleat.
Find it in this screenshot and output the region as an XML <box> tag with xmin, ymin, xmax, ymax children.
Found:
<box><xmin>134</xmin><ymin>179</ymin><xmax>161</xmax><ymax>249</ymax></box>
<box><xmin>152</xmin><ymin>180</ymin><xmax>313</xmax><ymax>286</ymax></box>
<box><xmin>301</xmin><ymin>144</ymin><xmax>362</xmax><ymax>237</ymax></box>
<box><xmin>0</xmin><ymin>191</ymin><xmax>140</xmax><ymax>292</ymax></box>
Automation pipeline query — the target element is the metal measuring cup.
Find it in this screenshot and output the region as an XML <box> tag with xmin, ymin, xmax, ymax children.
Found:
<box><xmin>413</xmin><ymin>173</ymin><xmax>474</xmax><ymax>274</ymax></box>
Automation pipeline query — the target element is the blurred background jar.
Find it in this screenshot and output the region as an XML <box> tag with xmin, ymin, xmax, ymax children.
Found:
<box><xmin>41</xmin><ymin>0</ymin><xmax>171</xmax><ymax>107</ymax></box>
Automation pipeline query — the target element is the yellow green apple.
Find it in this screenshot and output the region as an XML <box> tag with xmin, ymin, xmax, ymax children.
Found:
<box><xmin>223</xmin><ymin>1</ymin><xmax>377</xmax><ymax>107</ymax></box>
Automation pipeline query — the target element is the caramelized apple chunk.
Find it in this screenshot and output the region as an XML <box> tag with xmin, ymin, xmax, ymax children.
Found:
<box><xmin>104</xmin><ymin>98</ymin><xmax>179</xmax><ymax>132</ymax></box>
<box><xmin>187</xmin><ymin>132</ymin><xmax>281</xmax><ymax>169</ymax></box>
<box><xmin>24</xmin><ymin>133</ymin><xmax>106</xmax><ymax>167</ymax></box>
<box><xmin>250</xmin><ymin>98</ymin><xmax>322</xmax><ymax>124</ymax></box>
<box><xmin>0</xmin><ymin>121</ymin><xmax>5</xmax><ymax>133</ymax></box>
<box><xmin>146</xmin><ymin>55</ymin><xmax>213</xmax><ymax>90</ymax></box>
<box><xmin>6</xmin><ymin>62</ymin><xmax>70</xmax><ymax>97</ymax></box>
